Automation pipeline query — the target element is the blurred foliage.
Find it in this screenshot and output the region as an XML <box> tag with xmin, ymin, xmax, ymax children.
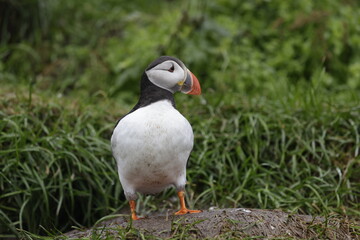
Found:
<box><xmin>1</xmin><ymin>0</ymin><xmax>360</xmax><ymax>98</ymax></box>
<box><xmin>1</xmin><ymin>0</ymin><xmax>360</xmax><ymax>237</ymax></box>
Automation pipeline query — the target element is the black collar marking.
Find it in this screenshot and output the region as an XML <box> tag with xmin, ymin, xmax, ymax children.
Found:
<box><xmin>131</xmin><ymin>71</ymin><xmax>176</xmax><ymax>113</ymax></box>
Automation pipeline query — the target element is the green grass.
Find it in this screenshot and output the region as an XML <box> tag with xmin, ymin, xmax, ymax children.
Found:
<box><xmin>1</xmin><ymin>85</ymin><xmax>359</xmax><ymax>238</ymax></box>
<box><xmin>188</xmin><ymin>89</ymin><xmax>360</xmax><ymax>216</ymax></box>
<box><xmin>0</xmin><ymin>89</ymin><xmax>124</xmax><ymax>236</ymax></box>
<box><xmin>1</xmin><ymin>0</ymin><xmax>360</xmax><ymax>238</ymax></box>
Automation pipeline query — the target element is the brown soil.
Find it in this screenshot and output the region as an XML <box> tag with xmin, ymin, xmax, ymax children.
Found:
<box><xmin>64</xmin><ymin>208</ymin><xmax>359</xmax><ymax>239</ymax></box>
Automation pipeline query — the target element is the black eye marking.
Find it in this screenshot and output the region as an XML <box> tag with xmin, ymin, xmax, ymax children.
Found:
<box><xmin>168</xmin><ymin>65</ymin><xmax>175</xmax><ymax>72</ymax></box>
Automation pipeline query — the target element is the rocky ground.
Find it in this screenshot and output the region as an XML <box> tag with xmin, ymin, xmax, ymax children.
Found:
<box><xmin>64</xmin><ymin>208</ymin><xmax>359</xmax><ymax>239</ymax></box>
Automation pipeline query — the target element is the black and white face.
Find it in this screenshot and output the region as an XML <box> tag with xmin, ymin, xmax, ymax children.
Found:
<box><xmin>146</xmin><ymin>60</ymin><xmax>185</xmax><ymax>93</ymax></box>
<box><xmin>145</xmin><ymin>57</ymin><xmax>201</xmax><ymax>95</ymax></box>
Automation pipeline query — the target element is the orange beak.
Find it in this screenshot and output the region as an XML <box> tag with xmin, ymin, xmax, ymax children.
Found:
<box><xmin>187</xmin><ymin>71</ymin><xmax>201</xmax><ymax>95</ymax></box>
<box><xmin>181</xmin><ymin>70</ymin><xmax>201</xmax><ymax>95</ymax></box>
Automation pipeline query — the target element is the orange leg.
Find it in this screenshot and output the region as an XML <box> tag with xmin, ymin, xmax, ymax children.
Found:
<box><xmin>175</xmin><ymin>191</ymin><xmax>202</xmax><ymax>215</ymax></box>
<box><xmin>129</xmin><ymin>200</ymin><xmax>141</xmax><ymax>220</ymax></box>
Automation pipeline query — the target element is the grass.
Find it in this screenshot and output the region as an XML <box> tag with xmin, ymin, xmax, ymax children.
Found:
<box><xmin>189</xmin><ymin>88</ymin><xmax>360</xmax><ymax>215</ymax></box>
<box><xmin>0</xmin><ymin>87</ymin><xmax>126</xmax><ymax>236</ymax></box>
<box><xmin>1</xmin><ymin>83</ymin><xmax>359</xmax><ymax>238</ymax></box>
<box><xmin>1</xmin><ymin>0</ymin><xmax>360</xmax><ymax>238</ymax></box>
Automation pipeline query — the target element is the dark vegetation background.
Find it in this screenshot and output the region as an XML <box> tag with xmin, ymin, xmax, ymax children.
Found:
<box><xmin>0</xmin><ymin>0</ymin><xmax>359</xmax><ymax>238</ymax></box>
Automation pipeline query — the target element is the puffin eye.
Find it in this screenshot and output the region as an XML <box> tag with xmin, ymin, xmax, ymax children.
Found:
<box><xmin>168</xmin><ymin>65</ymin><xmax>175</xmax><ymax>72</ymax></box>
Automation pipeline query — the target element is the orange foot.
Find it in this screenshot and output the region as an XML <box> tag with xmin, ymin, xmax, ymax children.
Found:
<box><xmin>175</xmin><ymin>191</ymin><xmax>202</xmax><ymax>215</ymax></box>
<box><xmin>175</xmin><ymin>208</ymin><xmax>202</xmax><ymax>215</ymax></box>
<box><xmin>131</xmin><ymin>213</ymin><xmax>144</xmax><ymax>220</ymax></box>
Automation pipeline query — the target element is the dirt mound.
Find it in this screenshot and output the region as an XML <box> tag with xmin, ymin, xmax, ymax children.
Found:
<box><xmin>65</xmin><ymin>208</ymin><xmax>359</xmax><ymax>239</ymax></box>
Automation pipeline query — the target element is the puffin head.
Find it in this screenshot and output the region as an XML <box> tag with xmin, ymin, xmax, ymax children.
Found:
<box><xmin>144</xmin><ymin>56</ymin><xmax>201</xmax><ymax>95</ymax></box>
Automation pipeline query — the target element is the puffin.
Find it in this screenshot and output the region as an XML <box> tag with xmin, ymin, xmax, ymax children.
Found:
<box><xmin>111</xmin><ymin>56</ymin><xmax>202</xmax><ymax>220</ymax></box>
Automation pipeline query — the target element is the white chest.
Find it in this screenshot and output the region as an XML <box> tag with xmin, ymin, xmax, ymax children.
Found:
<box><xmin>111</xmin><ymin>100</ymin><xmax>194</xmax><ymax>194</ymax></box>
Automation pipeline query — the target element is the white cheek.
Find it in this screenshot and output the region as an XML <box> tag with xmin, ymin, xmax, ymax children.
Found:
<box><xmin>147</xmin><ymin>70</ymin><xmax>184</xmax><ymax>90</ymax></box>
